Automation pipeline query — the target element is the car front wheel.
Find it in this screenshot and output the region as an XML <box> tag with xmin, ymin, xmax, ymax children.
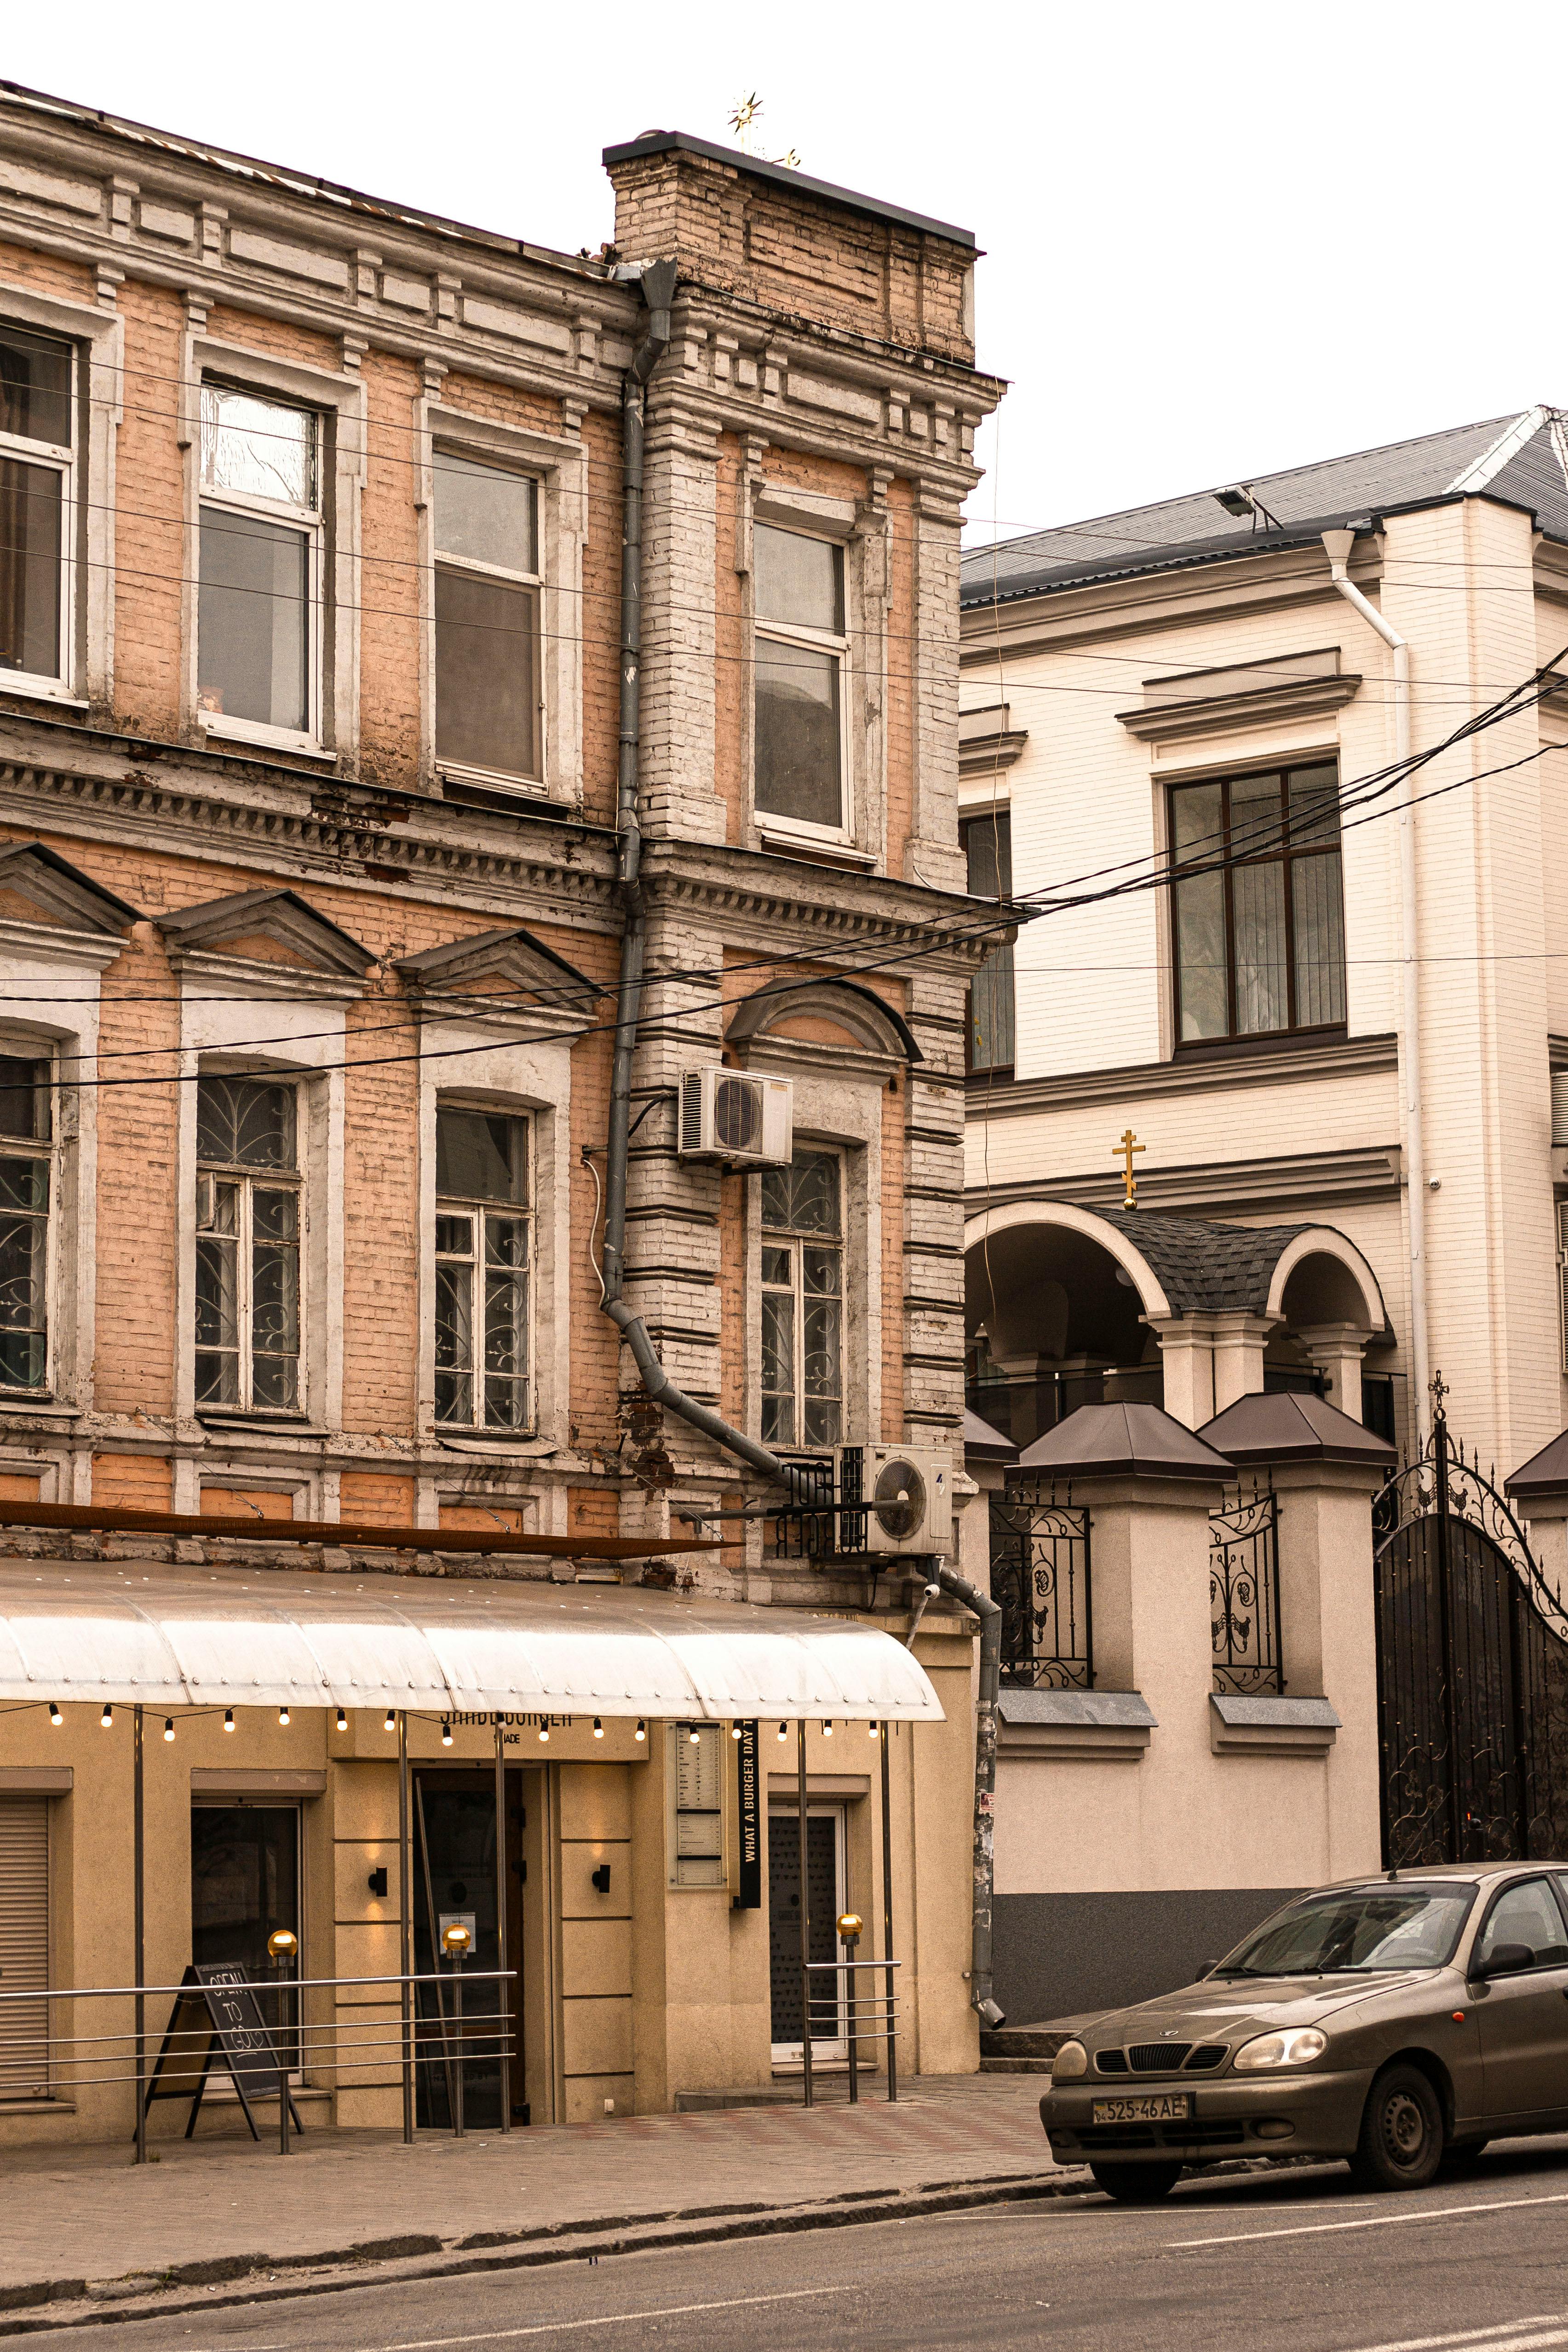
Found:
<box><xmin>1089</xmin><ymin>2160</ymin><xmax>1183</xmax><ymax>2204</ymax></box>
<box><xmin>1349</xmin><ymin>2064</ymin><xmax>1444</xmax><ymax>2192</ymax></box>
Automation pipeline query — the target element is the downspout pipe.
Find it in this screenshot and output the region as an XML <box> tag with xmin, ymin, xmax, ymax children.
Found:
<box><xmin>601</xmin><ymin>263</ymin><xmax>1003</xmax><ymax>2026</ymax></box>
<box><xmin>1322</xmin><ymin>529</ymin><xmax>1429</xmax><ymax>1438</ymax></box>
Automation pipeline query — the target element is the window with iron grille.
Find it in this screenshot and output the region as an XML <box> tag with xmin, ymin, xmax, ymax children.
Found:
<box><xmin>0</xmin><ymin>1055</ymin><xmax>52</xmax><ymax>1394</ymax></box>
<box><xmin>1171</xmin><ymin>762</ymin><xmax>1346</xmax><ymax>1045</ymax></box>
<box><xmin>760</xmin><ymin>1149</ymin><xmax>843</xmax><ymax>1448</ymax></box>
<box><xmin>195</xmin><ymin>1077</ymin><xmax>301</xmax><ymax>1412</ymax></box>
<box><xmin>0</xmin><ymin>323</ymin><xmax>74</xmax><ymax>694</ymax></box>
<box><xmin>434</xmin><ymin>1108</ymin><xmax>530</xmax><ymax>1431</ymax></box>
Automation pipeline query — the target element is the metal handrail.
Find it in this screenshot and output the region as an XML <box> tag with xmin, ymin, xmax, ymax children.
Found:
<box><xmin>0</xmin><ymin>1969</ymin><xmax>511</xmax><ymax>2002</ymax></box>
<box><xmin>798</xmin><ymin>1956</ymin><xmax>901</xmax><ymax>2107</ymax></box>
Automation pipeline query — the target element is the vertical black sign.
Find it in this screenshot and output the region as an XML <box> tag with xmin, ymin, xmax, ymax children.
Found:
<box><xmin>736</xmin><ymin>1719</ymin><xmax>761</xmax><ymax>1908</ymax></box>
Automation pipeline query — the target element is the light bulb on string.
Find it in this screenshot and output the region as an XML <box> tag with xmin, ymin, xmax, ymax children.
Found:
<box><xmin>821</xmin><ymin>1720</ymin><xmax>833</xmax><ymax>1738</ymax></box>
<box><xmin>688</xmin><ymin>1726</ymin><xmax>701</xmax><ymax>1745</ymax></box>
<box><xmin>869</xmin><ymin>1720</ymin><xmax>880</xmax><ymax>1739</ymax></box>
<box><xmin>634</xmin><ymin>1720</ymin><xmax>646</xmax><ymax>1742</ymax></box>
<box><xmin>384</xmin><ymin>1709</ymin><xmax>395</xmax><ymax>1733</ymax></box>
<box><xmin>538</xmin><ymin>1725</ymin><xmax>550</xmax><ymax>1743</ymax></box>
<box><xmin>100</xmin><ymin>1704</ymin><xmax>113</xmax><ymax>1729</ymax></box>
<box><xmin>441</xmin><ymin>1720</ymin><xmax>453</xmax><ymax>1747</ymax></box>
<box><xmin>592</xmin><ymin>1718</ymin><xmax>604</xmax><ymax>1739</ymax></box>
<box><xmin>336</xmin><ymin>1708</ymin><xmax>348</xmax><ymax>1732</ymax></box>
<box><xmin>731</xmin><ymin>1723</ymin><xmax>743</xmax><ymax>1740</ymax></box>
<box><xmin>223</xmin><ymin>1709</ymin><xmax>235</xmax><ymax>1732</ymax></box>
<box><xmin>163</xmin><ymin>1718</ymin><xmax>175</xmax><ymax>1742</ymax></box>
<box><xmin>278</xmin><ymin>1706</ymin><xmax>290</xmax><ymax>1727</ymax></box>
<box><xmin>777</xmin><ymin>1722</ymin><xmax>787</xmax><ymax>1742</ymax></box>
<box><xmin>48</xmin><ymin>1701</ymin><xmax>61</xmax><ymax>1727</ymax></box>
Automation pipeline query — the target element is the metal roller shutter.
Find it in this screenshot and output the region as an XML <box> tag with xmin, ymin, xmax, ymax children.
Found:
<box><xmin>0</xmin><ymin>1796</ymin><xmax>49</xmax><ymax>2097</ymax></box>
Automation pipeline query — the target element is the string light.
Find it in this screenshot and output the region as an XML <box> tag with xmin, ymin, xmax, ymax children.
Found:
<box><xmin>441</xmin><ymin>1720</ymin><xmax>453</xmax><ymax>1747</ymax></box>
<box><xmin>336</xmin><ymin>1708</ymin><xmax>348</xmax><ymax>1732</ymax></box>
<box><xmin>777</xmin><ymin>1722</ymin><xmax>787</xmax><ymax>1742</ymax></box>
<box><xmin>634</xmin><ymin>1720</ymin><xmax>646</xmax><ymax>1742</ymax></box>
<box><xmin>822</xmin><ymin>1721</ymin><xmax>834</xmax><ymax>1738</ymax></box>
<box><xmin>592</xmin><ymin>1718</ymin><xmax>604</xmax><ymax>1738</ymax></box>
<box><xmin>731</xmin><ymin>1723</ymin><xmax>743</xmax><ymax>1740</ymax></box>
<box><xmin>224</xmin><ymin>1709</ymin><xmax>235</xmax><ymax>1732</ymax></box>
<box><xmin>163</xmin><ymin>1718</ymin><xmax>175</xmax><ymax>1742</ymax></box>
<box><xmin>384</xmin><ymin>1709</ymin><xmax>395</xmax><ymax>1733</ymax></box>
<box><xmin>100</xmin><ymin>1704</ymin><xmax>112</xmax><ymax>1729</ymax></box>
<box><xmin>688</xmin><ymin>1727</ymin><xmax>701</xmax><ymax>1745</ymax></box>
<box><xmin>48</xmin><ymin>1701</ymin><xmax>61</xmax><ymax>1726</ymax></box>
<box><xmin>278</xmin><ymin>1706</ymin><xmax>290</xmax><ymax>1727</ymax></box>
<box><xmin>869</xmin><ymin>1720</ymin><xmax>880</xmax><ymax>1739</ymax></box>
<box><xmin>538</xmin><ymin>1725</ymin><xmax>550</xmax><ymax>1743</ymax></box>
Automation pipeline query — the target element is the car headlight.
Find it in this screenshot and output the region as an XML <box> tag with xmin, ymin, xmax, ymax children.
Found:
<box><xmin>1233</xmin><ymin>2027</ymin><xmax>1327</xmax><ymax>2071</ymax></box>
<box><xmin>1051</xmin><ymin>2039</ymin><xmax>1089</xmax><ymax>2081</ymax></box>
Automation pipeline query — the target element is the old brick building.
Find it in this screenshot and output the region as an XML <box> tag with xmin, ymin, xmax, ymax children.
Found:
<box><xmin>0</xmin><ymin>92</ymin><xmax>1002</xmax><ymax>2135</ymax></box>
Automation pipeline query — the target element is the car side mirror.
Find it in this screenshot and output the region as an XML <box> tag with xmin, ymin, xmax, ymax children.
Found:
<box><xmin>1472</xmin><ymin>1940</ymin><xmax>1534</xmax><ymax>1980</ymax></box>
<box><xmin>1195</xmin><ymin>1959</ymin><xmax>1218</xmax><ymax>1980</ymax></box>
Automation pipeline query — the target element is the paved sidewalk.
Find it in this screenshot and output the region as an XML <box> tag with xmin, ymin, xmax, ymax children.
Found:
<box><xmin>0</xmin><ymin>2074</ymin><xmax>1062</xmax><ymax>2303</ymax></box>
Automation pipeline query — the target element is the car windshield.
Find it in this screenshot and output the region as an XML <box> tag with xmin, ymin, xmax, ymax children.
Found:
<box><xmin>1217</xmin><ymin>1885</ymin><xmax>1476</xmax><ymax>1976</ymax></box>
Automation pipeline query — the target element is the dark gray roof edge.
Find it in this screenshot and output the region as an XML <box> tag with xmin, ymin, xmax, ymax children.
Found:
<box><xmin>602</xmin><ymin>131</ymin><xmax>976</xmax><ymax>250</ymax></box>
<box><xmin>959</xmin><ymin>489</ymin><xmax>1565</xmax><ymax>610</ymax></box>
<box><xmin>0</xmin><ymin>77</ymin><xmax>612</xmax><ymax>280</ymax></box>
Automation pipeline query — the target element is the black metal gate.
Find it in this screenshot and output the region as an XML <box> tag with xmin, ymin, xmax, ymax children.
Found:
<box><xmin>1375</xmin><ymin>1386</ymin><xmax>1568</xmax><ymax>1867</ymax></box>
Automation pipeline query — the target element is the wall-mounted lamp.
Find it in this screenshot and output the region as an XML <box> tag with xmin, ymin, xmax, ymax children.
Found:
<box><xmin>591</xmin><ymin>1863</ymin><xmax>611</xmax><ymax>1894</ymax></box>
<box><xmin>368</xmin><ymin>1866</ymin><xmax>389</xmax><ymax>1899</ymax></box>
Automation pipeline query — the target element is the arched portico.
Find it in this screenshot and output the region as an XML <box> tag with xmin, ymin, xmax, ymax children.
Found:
<box><xmin>964</xmin><ymin>1201</ymin><xmax>1390</xmax><ymax>1440</ymax></box>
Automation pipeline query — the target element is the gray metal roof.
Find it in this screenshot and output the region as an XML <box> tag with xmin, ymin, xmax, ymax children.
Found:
<box><xmin>1090</xmin><ymin>1210</ymin><xmax>1314</xmax><ymax>1316</ymax></box>
<box><xmin>961</xmin><ymin>408</ymin><xmax>1568</xmax><ymax>607</ymax></box>
<box><xmin>1017</xmin><ymin>1401</ymin><xmax>1233</xmax><ymax>1481</ymax></box>
<box><xmin>1198</xmin><ymin>1392</ymin><xmax>1395</xmax><ymax>1469</ymax></box>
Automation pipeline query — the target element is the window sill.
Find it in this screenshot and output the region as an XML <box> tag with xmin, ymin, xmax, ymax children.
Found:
<box><xmin>437</xmin><ymin>761</ymin><xmax>549</xmax><ymax>797</ymax></box>
<box><xmin>199</xmin><ymin>716</ymin><xmax>337</xmax><ymax>764</ymax></box>
<box><xmin>434</xmin><ymin>1430</ymin><xmax>554</xmax><ymax>1457</ymax></box>
<box><xmin>0</xmin><ymin>1396</ymin><xmax>79</xmax><ymax>1421</ymax></box>
<box><xmin>757</xmin><ymin>829</ymin><xmax>875</xmax><ymax>870</ymax></box>
<box><xmin>0</xmin><ymin>678</ymin><xmax>89</xmax><ymax>713</ymax></box>
<box><xmin>195</xmin><ymin>1411</ymin><xmax>324</xmax><ymax>1436</ymax></box>
<box><xmin>1172</xmin><ymin>1026</ymin><xmax>1348</xmax><ymax>1065</ymax></box>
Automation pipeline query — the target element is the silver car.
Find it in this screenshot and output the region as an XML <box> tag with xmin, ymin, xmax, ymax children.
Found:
<box><xmin>1039</xmin><ymin>1864</ymin><xmax>1568</xmax><ymax>2202</ymax></box>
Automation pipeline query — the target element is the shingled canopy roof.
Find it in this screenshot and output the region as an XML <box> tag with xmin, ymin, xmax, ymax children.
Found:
<box><xmin>1088</xmin><ymin>1210</ymin><xmax>1319</xmax><ymax>1316</ymax></box>
<box><xmin>961</xmin><ymin>406</ymin><xmax>1568</xmax><ymax>607</ymax></box>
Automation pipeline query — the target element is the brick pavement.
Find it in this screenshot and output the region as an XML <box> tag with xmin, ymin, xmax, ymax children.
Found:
<box><xmin>0</xmin><ymin>2074</ymin><xmax>1062</xmax><ymax>2295</ymax></box>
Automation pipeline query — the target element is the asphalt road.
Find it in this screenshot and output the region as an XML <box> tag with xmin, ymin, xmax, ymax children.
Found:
<box><xmin>41</xmin><ymin>2137</ymin><xmax>1568</xmax><ymax>2352</ymax></box>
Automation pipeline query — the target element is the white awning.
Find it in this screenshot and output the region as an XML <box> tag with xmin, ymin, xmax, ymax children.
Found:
<box><xmin>0</xmin><ymin>1560</ymin><xmax>945</xmax><ymax>1722</ymax></box>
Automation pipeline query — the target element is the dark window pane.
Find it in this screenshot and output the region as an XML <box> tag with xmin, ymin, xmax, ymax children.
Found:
<box><xmin>434</xmin><ymin>1262</ymin><xmax>472</xmax><ymax>1377</ymax></box>
<box><xmin>803</xmin><ymin>1396</ymin><xmax>841</xmax><ymax>1448</ymax></box>
<box><xmin>761</xmin><ymin>1245</ymin><xmax>792</xmax><ymax>1286</ymax></box>
<box><xmin>483</xmin><ymin>1268</ymin><xmax>526</xmax><ymax>1375</ymax></box>
<box><xmin>0</xmin><ymin>327</ymin><xmax>72</xmax><ymax>447</ymax></box>
<box><xmin>197</xmin><ymin>505</ymin><xmax>308</xmax><ymax>731</ymax></box>
<box><xmin>1175</xmin><ymin>869</ymin><xmax>1227</xmax><ymax>1041</ymax></box>
<box><xmin>963</xmin><ymin>812</ymin><xmax>1012</xmax><ymax>900</ymax></box>
<box><xmin>1233</xmin><ymin>860</ymin><xmax>1289</xmax><ymax>1034</ymax></box>
<box><xmin>250</xmin><ymin>1351</ymin><xmax>299</xmax><ymax>1411</ymax></box>
<box><xmin>1171</xmin><ymin>781</ymin><xmax>1222</xmax><ymax>862</ymax></box>
<box><xmin>434</xmin><ymin>1213</ymin><xmax>473</xmax><ymax>1258</ymax></box>
<box><xmin>761</xmin><ymin>1292</ymin><xmax>794</xmax><ymax>1428</ymax></box>
<box><xmin>195</xmin><ymin>1233</ymin><xmax>238</xmax><ymax>1356</ymax></box>
<box><xmin>484</xmin><ymin>1377</ymin><xmax>528</xmax><ymax>1429</ymax></box>
<box><xmin>1287</xmin><ymin>764</ymin><xmax>1341</xmax><ymax>849</ymax></box>
<box><xmin>0</xmin><ymin>1330</ymin><xmax>45</xmax><ymax>1388</ymax></box>
<box><xmin>190</xmin><ymin>1805</ymin><xmax>300</xmax><ymax>2062</ymax></box>
<box><xmin>197</xmin><ymin>1079</ymin><xmax>296</xmax><ymax>1172</ymax></box>
<box><xmin>763</xmin><ymin>1150</ymin><xmax>839</xmax><ymax>1236</ymax></box>
<box><xmin>754</xmin><ymin>639</ymin><xmax>842</xmax><ymax>828</ymax></box>
<box><xmin>803</xmin><ymin>1296</ymin><xmax>841</xmax><ymax>1400</ymax></box>
<box><xmin>0</xmin><ymin>1059</ymin><xmax>48</xmax><ymax>1142</ymax></box>
<box><xmin>0</xmin><ymin>1157</ymin><xmax>46</xmax><ymax>1214</ymax></box>
<box><xmin>1229</xmin><ymin>771</ymin><xmax>1285</xmax><ymax>862</ymax></box>
<box><xmin>436</xmin><ymin>1110</ymin><xmax>526</xmax><ymax>1205</ymax></box>
<box><xmin>1292</xmin><ymin>852</ymin><xmax>1347</xmax><ymax>1027</ymax></box>
<box><xmin>252</xmin><ymin>1237</ymin><xmax>299</xmax><ymax>1354</ymax></box>
<box><xmin>433</xmin><ymin>453</ymin><xmax>537</xmax><ymax>572</ymax></box>
<box><xmin>435</xmin><ymin>1367</ymin><xmax>471</xmax><ymax>1423</ymax></box>
<box><xmin>754</xmin><ymin>526</ymin><xmax>842</xmax><ymax>632</ymax></box>
<box><xmin>0</xmin><ymin>458</ymin><xmax>62</xmax><ymax>678</ymax></box>
<box><xmin>435</xmin><ymin>567</ymin><xmax>540</xmax><ymax>778</ymax></box>
<box><xmin>0</xmin><ymin>1199</ymin><xmax>47</xmax><ymax>1388</ymax></box>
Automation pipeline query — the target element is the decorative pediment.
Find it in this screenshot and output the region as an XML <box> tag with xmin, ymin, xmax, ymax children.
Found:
<box><xmin>394</xmin><ymin>926</ymin><xmax>602</xmax><ymax>1038</ymax></box>
<box><xmin>0</xmin><ymin>840</ymin><xmax>140</xmax><ymax>936</ymax></box>
<box><xmin>726</xmin><ymin>977</ymin><xmax>920</xmax><ymax>1079</ymax></box>
<box><xmin>157</xmin><ymin>890</ymin><xmax>374</xmax><ymax>984</ymax></box>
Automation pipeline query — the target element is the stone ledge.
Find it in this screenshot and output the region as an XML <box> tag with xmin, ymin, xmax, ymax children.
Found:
<box><xmin>1209</xmin><ymin>1692</ymin><xmax>1340</xmax><ymax>1757</ymax></box>
<box><xmin>997</xmin><ymin>1688</ymin><xmax>1154</xmax><ymax>1761</ymax></box>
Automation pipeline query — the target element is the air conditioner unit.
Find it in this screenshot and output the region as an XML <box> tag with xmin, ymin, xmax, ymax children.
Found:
<box><xmin>838</xmin><ymin>1443</ymin><xmax>954</xmax><ymax>1558</ymax></box>
<box><xmin>678</xmin><ymin>1067</ymin><xmax>793</xmax><ymax>1167</ymax></box>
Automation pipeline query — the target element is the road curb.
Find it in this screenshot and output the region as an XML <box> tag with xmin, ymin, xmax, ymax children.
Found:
<box><xmin>0</xmin><ymin>2171</ymin><xmax>1097</xmax><ymax>2336</ymax></box>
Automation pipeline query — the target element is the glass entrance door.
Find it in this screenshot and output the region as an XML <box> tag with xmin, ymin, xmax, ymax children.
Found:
<box><xmin>190</xmin><ymin>1804</ymin><xmax>300</xmax><ymax>2065</ymax></box>
<box><xmin>412</xmin><ymin>1769</ymin><xmax>524</xmax><ymax>2128</ymax></box>
<box><xmin>768</xmin><ymin>1807</ymin><xmax>846</xmax><ymax>2059</ymax></box>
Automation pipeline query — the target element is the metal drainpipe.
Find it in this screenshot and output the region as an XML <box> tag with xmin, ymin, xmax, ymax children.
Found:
<box><xmin>599</xmin><ymin>265</ymin><xmax>1003</xmax><ymax>2027</ymax></box>
<box><xmin>1322</xmin><ymin>529</ymin><xmax>1427</xmax><ymax>1436</ymax></box>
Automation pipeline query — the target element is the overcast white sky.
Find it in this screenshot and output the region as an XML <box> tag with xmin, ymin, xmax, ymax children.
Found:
<box><xmin>8</xmin><ymin>0</ymin><xmax>1564</xmax><ymax>549</ymax></box>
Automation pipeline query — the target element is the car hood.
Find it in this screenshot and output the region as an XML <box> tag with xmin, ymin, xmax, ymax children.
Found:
<box><xmin>1078</xmin><ymin>1971</ymin><xmax>1442</xmax><ymax>2047</ymax></box>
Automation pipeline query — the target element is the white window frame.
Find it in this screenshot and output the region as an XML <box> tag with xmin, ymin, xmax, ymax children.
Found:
<box><xmin>759</xmin><ymin>1147</ymin><xmax>845</xmax><ymax>1452</ymax></box>
<box><xmin>0</xmin><ymin>284</ymin><xmax>122</xmax><ymax>714</ymax></box>
<box><xmin>194</xmin><ymin>1075</ymin><xmax>305</xmax><ymax>1418</ymax></box>
<box><xmin>194</xmin><ymin>383</ymin><xmax>324</xmax><ymax>756</ymax></box>
<box><xmin>432</xmin><ymin>1105</ymin><xmax>534</xmax><ymax>1435</ymax></box>
<box><xmin>417</xmin><ymin>395</ymin><xmax>586</xmax><ymax>806</ymax></box>
<box><xmin>179</xmin><ymin>331</ymin><xmax>366</xmax><ymax>765</ymax></box>
<box><xmin>431</xmin><ymin>447</ymin><xmax>546</xmax><ymax>794</ymax></box>
<box><xmin>0</xmin><ymin>326</ymin><xmax>76</xmax><ymax>705</ymax></box>
<box><xmin>0</xmin><ymin>1050</ymin><xmax>59</xmax><ymax>1402</ymax></box>
<box><xmin>1558</xmin><ymin>1199</ymin><xmax>1568</xmax><ymax>1377</ymax></box>
<box><xmin>751</xmin><ymin>523</ymin><xmax>853</xmax><ymax>851</ymax></box>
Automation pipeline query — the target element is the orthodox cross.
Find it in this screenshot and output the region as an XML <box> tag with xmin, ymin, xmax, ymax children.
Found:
<box><xmin>1114</xmin><ymin>1129</ymin><xmax>1145</xmax><ymax>1210</ymax></box>
<box><xmin>1429</xmin><ymin>1369</ymin><xmax>1449</xmax><ymax>1420</ymax></box>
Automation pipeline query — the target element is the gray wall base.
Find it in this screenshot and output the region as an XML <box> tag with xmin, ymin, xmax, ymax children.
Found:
<box><xmin>994</xmin><ymin>1888</ymin><xmax>1301</xmax><ymax>2024</ymax></box>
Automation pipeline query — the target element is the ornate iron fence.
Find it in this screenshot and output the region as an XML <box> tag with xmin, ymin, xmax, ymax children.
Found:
<box><xmin>992</xmin><ymin>1484</ymin><xmax>1092</xmax><ymax>1689</ymax></box>
<box><xmin>1209</xmin><ymin>1487</ymin><xmax>1284</xmax><ymax>1695</ymax></box>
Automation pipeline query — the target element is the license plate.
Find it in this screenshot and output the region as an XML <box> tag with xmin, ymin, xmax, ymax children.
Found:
<box><xmin>1092</xmin><ymin>2094</ymin><xmax>1193</xmax><ymax>2124</ymax></box>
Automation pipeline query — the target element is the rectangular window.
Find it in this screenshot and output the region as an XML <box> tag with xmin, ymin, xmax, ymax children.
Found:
<box><xmin>962</xmin><ymin>810</ymin><xmax>1015</xmax><ymax>1073</ymax></box>
<box><xmin>760</xmin><ymin>1149</ymin><xmax>843</xmax><ymax>1448</ymax></box>
<box><xmin>434</xmin><ymin>1107</ymin><xmax>530</xmax><ymax>1430</ymax></box>
<box><xmin>195</xmin><ymin>1076</ymin><xmax>301</xmax><ymax>1413</ymax></box>
<box><xmin>197</xmin><ymin>384</ymin><xmax>320</xmax><ymax>740</ymax></box>
<box><xmin>0</xmin><ymin>1056</ymin><xmax>52</xmax><ymax>1394</ymax></box>
<box><xmin>0</xmin><ymin>1795</ymin><xmax>50</xmax><ymax>2097</ymax></box>
<box><xmin>433</xmin><ymin>452</ymin><xmax>541</xmax><ymax>786</ymax></box>
<box><xmin>1170</xmin><ymin>763</ymin><xmax>1346</xmax><ymax>1045</ymax></box>
<box><xmin>0</xmin><ymin>323</ymin><xmax>74</xmax><ymax>688</ymax></box>
<box><xmin>753</xmin><ymin>524</ymin><xmax>847</xmax><ymax>836</ymax></box>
